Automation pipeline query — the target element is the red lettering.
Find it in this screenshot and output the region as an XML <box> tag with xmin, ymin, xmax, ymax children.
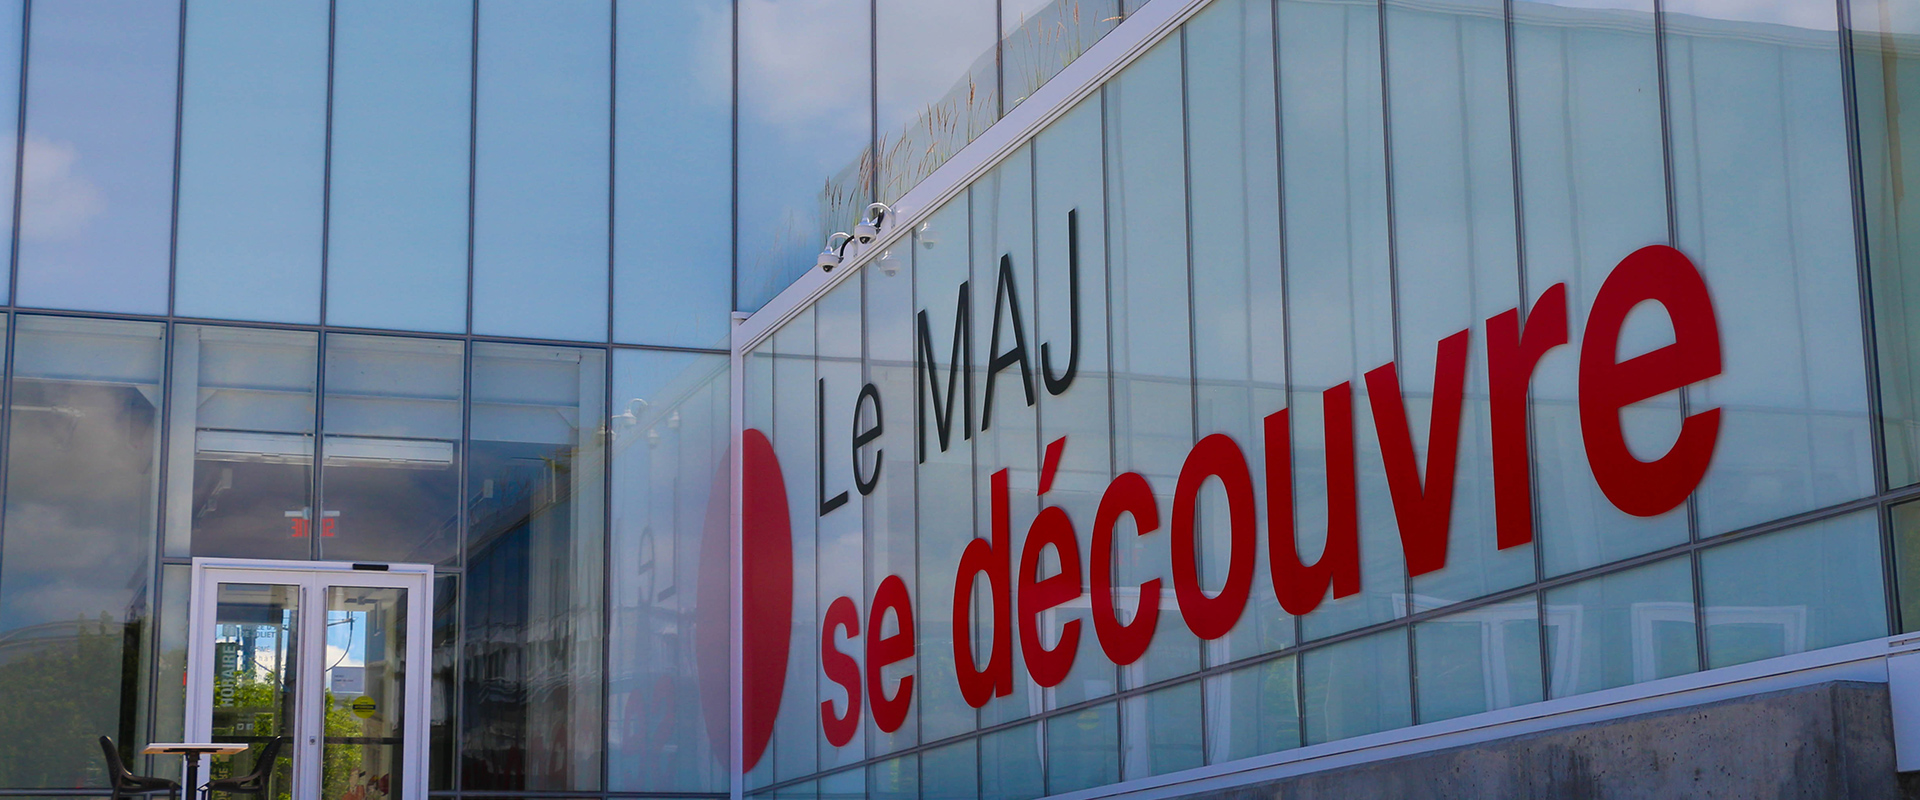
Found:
<box><xmin>1487</xmin><ymin>284</ymin><xmax>1568</xmax><ymax>549</ymax></box>
<box><xmin>1170</xmin><ymin>433</ymin><xmax>1257</xmax><ymax>640</ymax></box>
<box><xmin>1266</xmin><ymin>384</ymin><xmax>1360</xmax><ymax>616</ymax></box>
<box><xmin>866</xmin><ymin>575</ymin><xmax>915</xmax><ymax>734</ymax></box>
<box><xmin>820</xmin><ymin>596</ymin><xmax>862</xmax><ymax>747</ymax></box>
<box><xmin>1367</xmin><ymin>329</ymin><xmax>1470</xmax><ymax>577</ymax></box>
<box><xmin>1091</xmin><ymin>471</ymin><xmax>1161</xmax><ymax>665</ymax></box>
<box><xmin>1018</xmin><ymin>506</ymin><xmax>1082</xmax><ymax>687</ymax></box>
<box><xmin>1579</xmin><ymin>245</ymin><xmax>1722</xmax><ymax>517</ymax></box>
<box><xmin>952</xmin><ymin>469</ymin><xmax>1014</xmax><ymax>708</ymax></box>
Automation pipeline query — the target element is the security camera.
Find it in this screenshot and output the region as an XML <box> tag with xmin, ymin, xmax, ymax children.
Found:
<box><xmin>854</xmin><ymin>203</ymin><xmax>891</xmax><ymax>245</ymax></box>
<box><xmin>818</xmin><ymin>232</ymin><xmax>853</xmax><ymax>272</ymax></box>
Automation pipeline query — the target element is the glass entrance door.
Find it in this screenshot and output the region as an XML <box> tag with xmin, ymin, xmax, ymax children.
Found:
<box><xmin>187</xmin><ymin>560</ymin><xmax>432</xmax><ymax>800</ymax></box>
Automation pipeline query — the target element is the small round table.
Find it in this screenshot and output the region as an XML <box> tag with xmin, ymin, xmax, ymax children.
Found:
<box><xmin>142</xmin><ymin>743</ymin><xmax>250</xmax><ymax>798</ymax></box>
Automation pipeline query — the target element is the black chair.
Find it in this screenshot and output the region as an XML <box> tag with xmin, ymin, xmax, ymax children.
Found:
<box><xmin>200</xmin><ymin>737</ymin><xmax>282</xmax><ymax>800</ymax></box>
<box><xmin>98</xmin><ymin>737</ymin><xmax>180</xmax><ymax>800</ymax></box>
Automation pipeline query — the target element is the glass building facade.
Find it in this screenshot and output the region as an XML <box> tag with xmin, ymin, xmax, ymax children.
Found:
<box><xmin>1</xmin><ymin>0</ymin><xmax>1919</xmax><ymax>797</ymax></box>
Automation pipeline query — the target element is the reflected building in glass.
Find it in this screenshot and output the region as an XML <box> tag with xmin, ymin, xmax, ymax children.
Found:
<box><xmin>0</xmin><ymin>0</ymin><xmax>1916</xmax><ymax>798</ymax></box>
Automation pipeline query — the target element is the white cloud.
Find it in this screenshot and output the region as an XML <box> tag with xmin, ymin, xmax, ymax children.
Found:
<box><xmin>18</xmin><ymin>135</ymin><xmax>105</xmax><ymax>243</ymax></box>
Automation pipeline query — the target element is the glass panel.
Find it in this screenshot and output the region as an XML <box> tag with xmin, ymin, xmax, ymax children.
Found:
<box><xmin>1032</xmin><ymin>93</ymin><xmax>1115</xmax><ymax>710</ymax></box>
<box><xmin>327</xmin><ymin>0</ymin><xmax>473</xmax><ymax>333</ymax></box>
<box><xmin>815</xmin><ymin>282</ymin><xmax>866</xmax><ymax>768</ymax></box>
<box><xmin>1511</xmin><ymin>0</ymin><xmax>1683</xmax><ymax>577</ymax></box>
<box><xmin>0</xmin><ymin>316</ymin><xmax>162</xmax><ymax>786</ymax></box>
<box><xmin>463</xmin><ymin>341</ymin><xmax>607</xmax><ymax>789</ymax></box>
<box><xmin>613</xmin><ymin>0</ymin><xmax>731</xmax><ymax>348</ymax></box>
<box><xmin>1046</xmin><ymin>703</ymin><xmax>1118</xmax><ymax>793</ymax></box>
<box><xmin>735</xmin><ymin>0</ymin><xmax>871</xmax><ymax>311</ymax></box>
<box><xmin>472</xmin><ymin>0</ymin><xmax>610</xmax><ymax>342</ymax></box>
<box><xmin>1204</xmin><ymin>656</ymin><xmax>1299</xmax><ymax>764</ymax></box>
<box><xmin>1185</xmin><ymin>0</ymin><xmax>1292</xmax><ymax>664</ymax></box>
<box><xmin>1700</xmin><ymin>511</ymin><xmax>1886</xmax><ymax>669</ymax></box>
<box><xmin>1858</xmin><ymin>0</ymin><xmax>1920</xmax><ymax>489</ymax></box>
<box><xmin>1384</xmin><ymin>0</ymin><xmax>1529</xmax><ymax>606</ymax></box>
<box><xmin>912</xmin><ymin>198</ymin><xmax>976</xmax><ymax>743</ymax></box>
<box><xmin>1105</xmin><ymin>36</ymin><xmax>1199</xmax><ymax>688</ymax></box>
<box><xmin>608</xmin><ymin>350</ymin><xmax>730</xmax><ymax>792</ymax></box>
<box><xmin>874</xmin><ymin>0</ymin><xmax>997</xmax><ymax>202</ymax></box>
<box><xmin>322</xmin><ymin>586</ymin><xmax>408</xmax><ymax>800</ymax></box>
<box><xmin>1301</xmin><ymin>628</ymin><xmax>1411</xmax><ymax>745</ymax></box>
<box><xmin>167</xmin><ymin>326</ymin><xmax>319</xmax><ymax>561</ymax></box>
<box><xmin>769</xmin><ymin>310</ymin><xmax>819</xmax><ymax>782</ymax></box>
<box><xmin>1275</xmin><ymin>0</ymin><xmax>1400</xmax><ymax>641</ymax></box>
<box><xmin>1000</xmin><ymin>0</ymin><xmax>1119</xmax><ymax>111</ymax></box>
<box><xmin>921</xmin><ymin>738</ymin><xmax>978</xmax><ymax>800</ymax></box>
<box><xmin>174</xmin><ymin>0</ymin><xmax>327</xmax><ymax>324</ymax></box>
<box><xmin>869</xmin><ymin>754</ymin><xmax>918</xmax><ymax>800</ymax></box>
<box><xmin>208</xmin><ymin>583</ymin><xmax>298</xmax><ymax>800</ymax></box>
<box><xmin>978</xmin><ymin>722</ymin><xmax>1043</xmax><ymax>800</ymax></box>
<box><xmin>320</xmin><ymin>334</ymin><xmax>463</xmax><ymax>565</ymax></box>
<box><xmin>16</xmin><ymin>0</ymin><xmax>178</xmax><ymax>313</ymax></box>
<box><xmin>430</xmin><ymin>575</ymin><xmax>457</xmax><ymax>791</ymax></box>
<box><xmin>742</xmin><ymin>338</ymin><xmax>776</xmax><ymax>794</ymax></box>
<box><xmin>1665</xmin><ymin>0</ymin><xmax>1874</xmax><ymax>535</ymax></box>
<box><xmin>1121</xmin><ymin>681</ymin><xmax>1202</xmax><ymax>779</ymax></box>
<box><xmin>0</xmin><ymin>2</ymin><xmax>27</xmax><ymax>304</ymax></box>
<box><xmin>864</xmin><ymin>232</ymin><xmax>918</xmax><ymax>754</ymax></box>
<box><xmin>153</xmin><ymin>564</ymin><xmax>194</xmax><ymax>781</ymax></box>
<box><xmin>1543</xmin><ymin>556</ymin><xmax>1697</xmax><ymax>698</ymax></box>
<box><xmin>1414</xmin><ymin>598</ymin><xmax>1543</xmax><ymax>723</ymax></box>
<box><xmin>972</xmin><ymin>149</ymin><xmax>1038</xmax><ymax>729</ymax></box>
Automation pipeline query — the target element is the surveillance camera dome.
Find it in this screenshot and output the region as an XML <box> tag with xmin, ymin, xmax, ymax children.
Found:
<box><xmin>854</xmin><ymin>221</ymin><xmax>879</xmax><ymax>244</ymax></box>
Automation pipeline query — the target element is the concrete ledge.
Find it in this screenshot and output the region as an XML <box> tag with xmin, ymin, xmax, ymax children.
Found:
<box><xmin>1191</xmin><ymin>681</ymin><xmax>1904</xmax><ymax>800</ymax></box>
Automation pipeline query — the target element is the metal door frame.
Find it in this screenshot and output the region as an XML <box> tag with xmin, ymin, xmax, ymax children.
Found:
<box><xmin>185</xmin><ymin>558</ymin><xmax>433</xmax><ymax>800</ymax></box>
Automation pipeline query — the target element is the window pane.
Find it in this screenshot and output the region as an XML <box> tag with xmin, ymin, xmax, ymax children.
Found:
<box><xmin>768</xmin><ymin>310</ymin><xmax>819</xmax><ymax>783</ymax></box>
<box><xmin>0</xmin><ymin>2</ymin><xmax>27</xmax><ymax>304</ymax></box>
<box><xmin>463</xmin><ymin>341</ymin><xmax>606</xmax><ymax>789</ymax></box>
<box><xmin>869</xmin><ymin>754</ymin><xmax>918</xmax><ymax>800</ymax></box>
<box><xmin>608</xmin><ymin>349</ymin><xmax>730</xmax><ymax>792</ymax></box>
<box><xmin>1105</xmin><ymin>36</ymin><xmax>1199</xmax><ymax>688</ymax></box>
<box><xmin>16</xmin><ymin>1</ymin><xmax>177</xmax><ymax>314</ymax></box>
<box><xmin>473</xmin><ymin>0</ymin><xmax>610</xmax><ymax>342</ymax></box>
<box><xmin>979</xmin><ymin>722</ymin><xmax>1043</xmax><ymax>800</ymax></box>
<box><xmin>174</xmin><ymin>0</ymin><xmax>327</xmax><ymax>324</ymax></box>
<box><xmin>1384</xmin><ymin>0</ymin><xmax>1529</xmax><ymax>606</ymax></box>
<box><xmin>320</xmin><ymin>334</ymin><xmax>463</xmax><ymax>565</ymax></box>
<box><xmin>735</xmin><ymin>0</ymin><xmax>870</xmax><ymax>311</ymax></box>
<box><xmin>912</xmin><ymin>198</ymin><xmax>977</xmax><ymax>743</ymax></box>
<box><xmin>165</xmin><ymin>325</ymin><xmax>318</xmax><ymax>561</ymax></box>
<box><xmin>865</xmin><ymin>249</ymin><xmax>919</xmax><ymax>754</ymax></box>
<box><xmin>1701</xmin><ymin>511</ymin><xmax>1886</xmax><ymax>669</ymax></box>
<box><xmin>1046</xmin><ymin>703</ymin><xmax>1118</xmax><ymax>793</ymax></box>
<box><xmin>1205</xmin><ymin>656</ymin><xmax>1300</xmax><ymax>763</ymax></box>
<box><xmin>613</xmin><ymin>0</ymin><xmax>731</xmax><ymax>348</ymax></box>
<box><xmin>972</xmin><ymin>149</ymin><xmax>1039</xmax><ymax>729</ymax></box>
<box><xmin>1185</xmin><ymin>0</ymin><xmax>1292</xmax><ymax>662</ymax></box>
<box><xmin>1543</xmin><ymin>556</ymin><xmax>1697</xmax><ymax>698</ymax></box>
<box><xmin>1414</xmin><ymin>598</ymin><xmax>1543</xmax><ymax>723</ymax></box>
<box><xmin>1276</xmin><ymin>0</ymin><xmax>1400</xmax><ymax>641</ymax></box>
<box><xmin>1032</xmin><ymin>94</ymin><xmax>1116</xmax><ymax>710</ymax></box>
<box><xmin>1858</xmin><ymin>0</ymin><xmax>1920</xmax><ymax>489</ymax></box>
<box><xmin>921</xmin><ymin>738</ymin><xmax>978</xmax><ymax>800</ymax></box>
<box><xmin>1121</xmin><ymin>681</ymin><xmax>1203</xmax><ymax>779</ymax></box>
<box><xmin>1511</xmin><ymin>0</ymin><xmax>1684</xmax><ymax>577</ymax></box>
<box><xmin>327</xmin><ymin>0</ymin><xmax>473</xmax><ymax>333</ymax></box>
<box><xmin>431</xmin><ymin>574</ymin><xmax>457</xmax><ymax>790</ymax></box>
<box><xmin>1001</xmin><ymin>0</ymin><xmax>1119</xmax><ymax>111</ymax></box>
<box><xmin>1301</xmin><ymin>627</ymin><xmax>1412</xmax><ymax>744</ymax></box>
<box><xmin>0</xmin><ymin>316</ymin><xmax>162</xmax><ymax>786</ymax></box>
<box><xmin>875</xmin><ymin>0</ymin><xmax>996</xmax><ymax>202</ymax></box>
<box><xmin>1665</xmin><ymin>0</ymin><xmax>1874</xmax><ymax>534</ymax></box>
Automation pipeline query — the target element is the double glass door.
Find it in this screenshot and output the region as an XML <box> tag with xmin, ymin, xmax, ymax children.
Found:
<box><xmin>186</xmin><ymin>559</ymin><xmax>431</xmax><ymax>800</ymax></box>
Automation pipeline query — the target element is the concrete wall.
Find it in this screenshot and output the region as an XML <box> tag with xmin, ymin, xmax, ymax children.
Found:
<box><xmin>1192</xmin><ymin>681</ymin><xmax>1909</xmax><ymax>800</ymax></box>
